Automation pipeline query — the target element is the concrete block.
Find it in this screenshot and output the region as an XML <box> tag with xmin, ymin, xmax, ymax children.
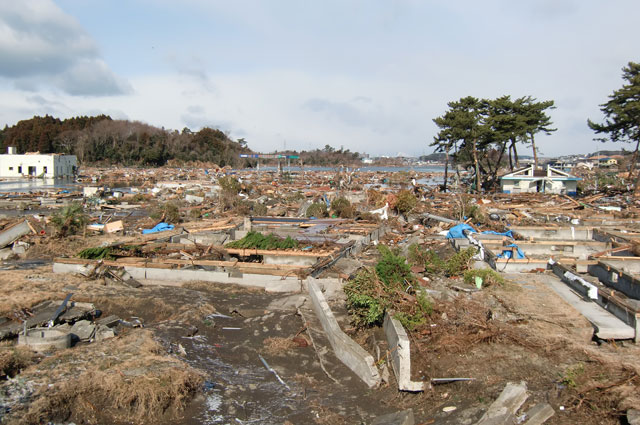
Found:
<box><xmin>0</xmin><ymin>247</ymin><xmax>16</xmax><ymax>260</ymax></box>
<box><xmin>18</xmin><ymin>327</ymin><xmax>71</xmax><ymax>353</ymax></box>
<box><xmin>83</xmin><ymin>186</ymin><xmax>101</xmax><ymax>197</ymax></box>
<box><xmin>383</xmin><ymin>313</ymin><xmax>425</xmax><ymax>392</ymax></box>
<box><xmin>185</xmin><ymin>194</ymin><xmax>204</xmax><ymax>204</ymax></box>
<box><xmin>476</xmin><ymin>381</ymin><xmax>528</xmax><ymax>425</ymax></box>
<box><xmin>372</xmin><ymin>409</ymin><xmax>414</xmax><ymax>425</ymax></box>
<box><xmin>53</xmin><ymin>261</ymin><xmax>97</xmax><ymax>277</ymax></box>
<box><xmin>264</xmin><ymin>280</ymin><xmax>302</xmax><ymax>293</ymax></box>
<box><xmin>94</xmin><ymin>325</ymin><xmax>115</xmax><ymax>341</ymax></box>
<box><xmin>627</xmin><ymin>409</ymin><xmax>640</xmax><ymax>425</ymax></box>
<box><xmin>263</xmin><ymin>254</ymin><xmax>318</xmax><ymax>266</ymax></box>
<box><xmin>228</xmin><ymin>269</ymin><xmax>243</xmax><ymax>278</ymax></box>
<box><xmin>71</xmin><ymin>320</ymin><xmax>96</xmax><ymax>341</ymax></box>
<box><xmin>307</xmin><ymin>277</ymin><xmax>381</xmax><ymax>388</ymax></box>
<box><xmin>522</xmin><ymin>403</ymin><xmax>554</xmax><ymax>425</ymax></box>
<box><xmin>303</xmin><ymin>278</ymin><xmax>343</xmax><ymax>301</ymax></box>
<box><xmin>0</xmin><ymin>220</ymin><xmax>31</xmax><ymax>248</ymax></box>
<box><xmin>12</xmin><ymin>241</ymin><xmax>29</xmax><ymax>255</ymax></box>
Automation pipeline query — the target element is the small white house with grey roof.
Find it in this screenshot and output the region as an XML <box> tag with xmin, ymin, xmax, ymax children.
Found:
<box><xmin>500</xmin><ymin>165</ymin><xmax>580</xmax><ymax>196</ymax></box>
<box><xmin>0</xmin><ymin>147</ymin><xmax>77</xmax><ymax>178</ymax></box>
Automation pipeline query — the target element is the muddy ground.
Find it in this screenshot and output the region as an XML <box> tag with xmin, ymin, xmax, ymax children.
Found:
<box><xmin>0</xmin><ymin>256</ymin><xmax>638</xmax><ymax>424</ymax></box>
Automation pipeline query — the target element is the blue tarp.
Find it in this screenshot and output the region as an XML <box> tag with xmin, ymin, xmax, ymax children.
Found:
<box><xmin>481</xmin><ymin>230</ymin><xmax>514</xmax><ymax>238</ymax></box>
<box><xmin>496</xmin><ymin>243</ymin><xmax>526</xmax><ymax>259</ymax></box>
<box><xmin>446</xmin><ymin>223</ymin><xmax>476</xmax><ymax>239</ymax></box>
<box><xmin>447</xmin><ymin>223</ymin><xmax>515</xmax><ymax>240</ymax></box>
<box><xmin>142</xmin><ymin>222</ymin><xmax>175</xmax><ymax>235</ymax></box>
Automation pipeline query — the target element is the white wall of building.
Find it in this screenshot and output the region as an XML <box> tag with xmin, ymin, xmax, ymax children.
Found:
<box><xmin>501</xmin><ymin>179</ymin><xmax>578</xmax><ymax>195</ymax></box>
<box><xmin>0</xmin><ymin>154</ymin><xmax>77</xmax><ymax>178</ymax></box>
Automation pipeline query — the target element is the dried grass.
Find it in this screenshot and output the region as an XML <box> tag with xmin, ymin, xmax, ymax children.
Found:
<box><xmin>0</xmin><ymin>346</ymin><xmax>38</xmax><ymax>379</ymax></box>
<box><xmin>418</xmin><ymin>297</ymin><xmax>548</xmax><ymax>353</ymax></box>
<box><xmin>262</xmin><ymin>337</ymin><xmax>298</xmax><ymax>356</ymax></box>
<box><xmin>7</xmin><ymin>329</ymin><xmax>203</xmax><ymax>425</ymax></box>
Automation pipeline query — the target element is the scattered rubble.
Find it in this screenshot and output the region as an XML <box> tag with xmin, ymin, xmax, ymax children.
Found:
<box><xmin>0</xmin><ymin>165</ymin><xmax>639</xmax><ymax>424</ymax></box>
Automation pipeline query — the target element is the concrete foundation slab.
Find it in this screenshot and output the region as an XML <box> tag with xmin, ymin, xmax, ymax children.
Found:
<box><xmin>545</xmin><ymin>274</ymin><xmax>635</xmax><ymax>340</ymax></box>
<box><xmin>53</xmin><ymin>261</ymin><xmax>303</xmax><ymax>293</ymax></box>
<box><xmin>512</xmin><ymin>226</ymin><xmax>593</xmax><ymax>241</ymax></box>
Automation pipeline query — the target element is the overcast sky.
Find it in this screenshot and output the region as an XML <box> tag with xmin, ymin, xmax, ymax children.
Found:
<box><xmin>0</xmin><ymin>0</ymin><xmax>638</xmax><ymax>157</ymax></box>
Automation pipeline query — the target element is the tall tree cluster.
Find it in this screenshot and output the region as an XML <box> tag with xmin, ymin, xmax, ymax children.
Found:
<box><xmin>0</xmin><ymin>116</ymin><xmax>252</xmax><ymax>167</ymax></box>
<box><xmin>432</xmin><ymin>96</ymin><xmax>555</xmax><ymax>192</ymax></box>
<box><xmin>588</xmin><ymin>61</ymin><xmax>640</xmax><ymax>184</ymax></box>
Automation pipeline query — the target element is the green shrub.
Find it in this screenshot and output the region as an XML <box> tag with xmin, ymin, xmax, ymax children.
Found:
<box><xmin>375</xmin><ymin>245</ymin><xmax>416</xmax><ymax>290</ymax></box>
<box><xmin>408</xmin><ymin>244</ymin><xmax>445</xmax><ymax>274</ymax></box>
<box><xmin>226</xmin><ymin>231</ymin><xmax>299</xmax><ymax>250</ymax></box>
<box><xmin>77</xmin><ymin>246</ymin><xmax>113</xmax><ymax>260</ymax></box>
<box><xmin>189</xmin><ymin>208</ymin><xmax>203</xmax><ymax>220</ymax></box>
<box><xmin>150</xmin><ymin>202</ymin><xmax>181</xmax><ymax>223</ymax></box>
<box><xmin>331</xmin><ymin>197</ymin><xmax>355</xmax><ymax>218</ymax></box>
<box><xmin>393</xmin><ymin>291</ymin><xmax>433</xmax><ymax>330</ymax></box>
<box><xmin>561</xmin><ymin>363</ymin><xmax>585</xmax><ymax>389</ymax></box>
<box><xmin>218</xmin><ymin>176</ymin><xmax>241</xmax><ymax>195</ymax></box>
<box><xmin>356</xmin><ymin>211</ymin><xmax>380</xmax><ymax>222</ymax></box>
<box><xmin>286</xmin><ymin>192</ymin><xmax>305</xmax><ymax>202</ymax></box>
<box><xmin>408</xmin><ymin>244</ymin><xmax>477</xmax><ymax>277</ymax></box>
<box><xmin>344</xmin><ymin>260</ymin><xmax>432</xmax><ymax>329</ymax></box>
<box><xmin>252</xmin><ymin>202</ymin><xmax>268</xmax><ymax>216</ymax></box>
<box><xmin>445</xmin><ymin>247</ymin><xmax>478</xmax><ymax>276</ymax></box>
<box><xmin>344</xmin><ymin>268</ymin><xmax>390</xmax><ymax>327</ymax></box>
<box><xmin>463</xmin><ymin>268</ymin><xmax>504</xmax><ymax>287</ymax></box>
<box><xmin>395</xmin><ymin>190</ymin><xmax>417</xmax><ymax>215</ymax></box>
<box><xmin>306</xmin><ymin>202</ymin><xmax>328</xmax><ymax>218</ymax></box>
<box><xmin>51</xmin><ymin>202</ymin><xmax>88</xmax><ymax>237</ymax></box>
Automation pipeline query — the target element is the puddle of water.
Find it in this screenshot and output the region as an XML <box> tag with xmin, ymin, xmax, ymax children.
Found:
<box><xmin>148</xmin><ymin>285</ymin><xmax>390</xmax><ymax>425</ymax></box>
<box><xmin>0</xmin><ymin>178</ymin><xmax>81</xmax><ymax>194</ymax></box>
<box><xmin>0</xmin><ymin>260</ymin><xmax>51</xmax><ymax>270</ymax></box>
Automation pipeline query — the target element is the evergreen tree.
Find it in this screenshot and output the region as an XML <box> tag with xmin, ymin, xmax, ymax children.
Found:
<box><xmin>521</xmin><ymin>97</ymin><xmax>556</xmax><ymax>168</ymax></box>
<box><xmin>433</xmin><ymin>96</ymin><xmax>489</xmax><ymax>192</ymax></box>
<box><xmin>588</xmin><ymin>61</ymin><xmax>640</xmax><ymax>180</ymax></box>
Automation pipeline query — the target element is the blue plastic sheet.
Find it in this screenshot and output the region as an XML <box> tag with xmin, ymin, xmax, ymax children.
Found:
<box><xmin>481</xmin><ymin>230</ymin><xmax>514</xmax><ymax>238</ymax></box>
<box><xmin>496</xmin><ymin>243</ymin><xmax>526</xmax><ymax>259</ymax></box>
<box><xmin>142</xmin><ymin>222</ymin><xmax>175</xmax><ymax>234</ymax></box>
<box><xmin>446</xmin><ymin>223</ymin><xmax>476</xmax><ymax>239</ymax></box>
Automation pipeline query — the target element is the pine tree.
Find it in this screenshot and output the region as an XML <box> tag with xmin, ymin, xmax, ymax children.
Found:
<box><xmin>588</xmin><ymin>62</ymin><xmax>640</xmax><ymax>181</ymax></box>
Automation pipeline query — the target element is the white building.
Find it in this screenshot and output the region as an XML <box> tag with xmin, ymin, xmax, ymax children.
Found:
<box><xmin>500</xmin><ymin>165</ymin><xmax>580</xmax><ymax>196</ymax></box>
<box><xmin>0</xmin><ymin>147</ymin><xmax>77</xmax><ymax>178</ymax></box>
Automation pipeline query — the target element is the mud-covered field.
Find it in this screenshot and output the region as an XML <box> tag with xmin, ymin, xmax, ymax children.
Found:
<box><xmin>0</xmin><ymin>260</ymin><xmax>638</xmax><ymax>424</ymax></box>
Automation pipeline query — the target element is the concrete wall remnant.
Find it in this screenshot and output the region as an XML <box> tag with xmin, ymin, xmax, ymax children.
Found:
<box><xmin>0</xmin><ymin>220</ymin><xmax>32</xmax><ymax>248</ymax></box>
<box><xmin>307</xmin><ymin>277</ymin><xmax>381</xmax><ymax>388</ymax></box>
<box><xmin>383</xmin><ymin>313</ymin><xmax>425</xmax><ymax>392</ymax></box>
<box><xmin>18</xmin><ymin>327</ymin><xmax>71</xmax><ymax>353</ymax></box>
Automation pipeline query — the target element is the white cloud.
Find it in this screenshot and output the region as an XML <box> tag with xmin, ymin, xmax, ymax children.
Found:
<box><xmin>0</xmin><ymin>0</ymin><xmax>130</xmax><ymax>96</ymax></box>
<box><xmin>55</xmin><ymin>59</ymin><xmax>132</xmax><ymax>96</ymax></box>
<box><xmin>0</xmin><ymin>0</ymin><xmax>638</xmax><ymax>157</ymax></box>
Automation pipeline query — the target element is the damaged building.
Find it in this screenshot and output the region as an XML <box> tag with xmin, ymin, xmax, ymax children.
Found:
<box><xmin>0</xmin><ymin>147</ymin><xmax>77</xmax><ymax>178</ymax></box>
<box><xmin>500</xmin><ymin>164</ymin><xmax>580</xmax><ymax>195</ymax></box>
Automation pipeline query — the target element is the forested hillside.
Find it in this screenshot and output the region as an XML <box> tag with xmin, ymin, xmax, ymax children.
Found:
<box><xmin>0</xmin><ymin>115</ymin><xmax>362</xmax><ymax>167</ymax></box>
<box><xmin>0</xmin><ymin>115</ymin><xmax>251</xmax><ymax>167</ymax></box>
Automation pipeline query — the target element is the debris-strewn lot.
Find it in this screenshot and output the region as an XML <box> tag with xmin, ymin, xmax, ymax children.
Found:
<box><xmin>1</xmin><ymin>165</ymin><xmax>640</xmax><ymax>424</ymax></box>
